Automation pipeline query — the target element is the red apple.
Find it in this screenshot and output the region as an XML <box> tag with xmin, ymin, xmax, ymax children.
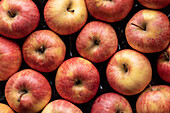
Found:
<box><xmin>44</xmin><ymin>0</ymin><xmax>88</xmax><ymax>35</ymax></box>
<box><xmin>136</xmin><ymin>85</ymin><xmax>170</xmax><ymax>113</ymax></box>
<box><xmin>91</xmin><ymin>93</ymin><xmax>132</xmax><ymax>113</ymax></box>
<box><xmin>125</xmin><ymin>9</ymin><xmax>170</xmax><ymax>53</ymax></box>
<box><xmin>5</xmin><ymin>69</ymin><xmax>52</xmax><ymax>113</ymax></box>
<box><xmin>22</xmin><ymin>30</ymin><xmax>66</xmax><ymax>72</ymax></box>
<box><xmin>42</xmin><ymin>99</ymin><xmax>83</xmax><ymax>113</ymax></box>
<box><xmin>157</xmin><ymin>44</ymin><xmax>170</xmax><ymax>83</ymax></box>
<box><xmin>85</xmin><ymin>0</ymin><xmax>134</xmax><ymax>23</ymax></box>
<box><xmin>0</xmin><ymin>37</ymin><xmax>22</xmax><ymax>81</ymax></box>
<box><xmin>138</xmin><ymin>0</ymin><xmax>170</xmax><ymax>9</ymax></box>
<box><xmin>0</xmin><ymin>0</ymin><xmax>40</xmax><ymax>39</ymax></box>
<box><xmin>76</xmin><ymin>21</ymin><xmax>118</xmax><ymax>63</ymax></box>
<box><xmin>106</xmin><ymin>49</ymin><xmax>152</xmax><ymax>95</ymax></box>
<box><xmin>0</xmin><ymin>103</ymin><xmax>14</xmax><ymax>113</ymax></box>
<box><xmin>55</xmin><ymin>57</ymin><xmax>100</xmax><ymax>104</ymax></box>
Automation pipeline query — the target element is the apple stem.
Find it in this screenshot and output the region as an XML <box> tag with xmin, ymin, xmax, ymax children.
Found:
<box><xmin>123</xmin><ymin>63</ymin><xmax>128</xmax><ymax>72</ymax></box>
<box><xmin>8</xmin><ymin>11</ymin><xmax>15</xmax><ymax>18</ymax></box>
<box><xmin>149</xmin><ymin>84</ymin><xmax>153</xmax><ymax>91</ymax></box>
<box><xmin>131</xmin><ymin>23</ymin><xmax>146</xmax><ymax>31</ymax></box>
<box><xmin>67</xmin><ymin>9</ymin><xmax>74</xmax><ymax>12</ymax></box>
<box><xmin>163</xmin><ymin>52</ymin><xmax>169</xmax><ymax>61</ymax></box>
<box><xmin>18</xmin><ymin>90</ymin><xmax>27</xmax><ymax>102</ymax></box>
<box><xmin>95</xmin><ymin>39</ymin><xmax>100</xmax><ymax>45</ymax></box>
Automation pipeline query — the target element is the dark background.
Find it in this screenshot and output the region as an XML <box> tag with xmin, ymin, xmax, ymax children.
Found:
<box><xmin>0</xmin><ymin>0</ymin><xmax>169</xmax><ymax>112</ymax></box>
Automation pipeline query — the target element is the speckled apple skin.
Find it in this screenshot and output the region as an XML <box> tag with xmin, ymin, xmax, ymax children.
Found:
<box><xmin>76</xmin><ymin>21</ymin><xmax>118</xmax><ymax>63</ymax></box>
<box><xmin>91</xmin><ymin>93</ymin><xmax>132</xmax><ymax>113</ymax></box>
<box><xmin>22</xmin><ymin>30</ymin><xmax>66</xmax><ymax>72</ymax></box>
<box><xmin>125</xmin><ymin>9</ymin><xmax>170</xmax><ymax>53</ymax></box>
<box><xmin>85</xmin><ymin>0</ymin><xmax>134</xmax><ymax>22</ymax></box>
<box><xmin>55</xmin><ymin>57</ymin><xmax>100</xmax><ymax>104</ymax></box>
<box><xmin>5</xmin><ymin>69</ymin><xmax>52</xmax><ymax>113</ymax></box>
<box><xmin>42</xmin><ymin>99</ymin><xmax>83</xmax><ymax>113</ymax></box>
<box><xmin>157</xmin><ymin>44</ymin><xmax>170</xmax><ymax>83</ymax></box>
<box><xmin>136</xmin><ymin>85</ymin><xmax>170</xmax><ymax>113</ymax></box>
<box><xmin>44</xmin><ymin>0</ymin><xmax>88</xmax><ymax>35</ymax></box>
<box><xmin>138</xmin><ymin>0</ymin><xmax>170</xmax><ymax>9</ymax></box>
<box><xmin>0</xmin><ymin>0</ymin><xmax>40</xmax><ymax>39</ymax></box>
<box><xmin>0</xmin><ymin>37</ymin><xmax>22</xmax><ymax>81</ymax></box>
<box><xmin>106</xmin><ymin>49</ymin><xmax>152</xmax><ymax>95</ymax></box>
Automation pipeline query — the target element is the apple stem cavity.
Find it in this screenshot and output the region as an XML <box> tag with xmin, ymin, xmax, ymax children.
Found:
<box><xmin>8</xmin><ymin>11</ymin><xmax>16</xmax><ymax>18</ymax></box>
<box><xmin>36</xmin><ymin>45</ymin><xmax>45</xmax><ymax>54</ymax></box>
<box><xmin>95</xmin><ymin>39</ymin><xmax>100</xmax><ymax>45</ymax></box>
<box><xmin>18</xmin><ymin>90</ymin><xmax>28</xmax><ymax>102</ymax></box>
<box><xmin>122</xmin><ymin>63</ymin><xmax>128</xmax><ymax>72</ymax></box>
<box><xmin>67</xmin><ymin>2</ymin><xmax>74</xmax><ymax>12</ymax></box>
<box><xmin>163</xmin><ymin>52</ymin><xmax>169</xmax><ymax>61</ymax></box>
<box><xmin>131</xmin><ymin>23</ymin><xmax>146</xmax><ymax>31</ymax></box>
<box><xmin>75</xmin><ymin>79</ymin><xmax>82</xmax><ymax>86</ymax></box>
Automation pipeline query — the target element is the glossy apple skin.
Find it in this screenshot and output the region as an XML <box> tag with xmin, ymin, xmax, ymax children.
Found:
<box><xmin>125</xmin><ymin>9</ymin><xmax>170</xmax><ymax>53</ymax></box>
<box><xmin>136</xmin><ymin>85</ymin><xmax>170</xmax><ymax>113</ymax></box>
<box><xmin>157</xmin><ymin>44</ymin><xmax>170</xmax><ymax>83</ymax></box>
<box><xmin>0</xmin><ymin>37</ymin><xmax>22</xmax><ymax>81</ymax></box>
<box><xmin>85</xmin><ymin>0</ymin><xmax>133</xmax><ymax>23</ymax></box>
<box><xmin>0</xmin><ymin>103</ymin><xmax>14</xmax><ymax>113</ymax></box>
<box><xmin>0</xmin><ymin>0</ymin><xmax>40</xmax><ymax>39</ymax></box>
<box><xmin>44</xmin><ymin>0</ymin><xmax>88</xmax><ymax>35</ymax></box>
<box><xmin>91</xmin><ymin>93</ymin><xmax>132</xmax><ymax>113</ymax></box>
<box><xmin>5</xmin><ymin>69</ymin><xmax>52</xmax><ymax>113</ymax></box>
<box><xmin>138</xmin><ymin>0</ymin><xmax>169</xmax><ymax>9</ymax></box>
<box><xmin>42</xmin><ymin>99</ymin><xmax>83</xmax><ymax>113</ymax></box>
<box><xmin>22</xmin><ymin>30</ymin><xmax>66</xmax><ymax>72</ymax></box>
<box><xmin>76</xmin><ymin>21</ymin><xmax>118</xmax><ymax>63</ymax></box>
<box><xmin>55</xmin><ymin>57</ymin><xmax>100</xmax><ymax>104</ymax></box>
<box><xmin>106</xmin><ymin>49</ymin><xmax>152</xmax><ymax>95</ymax></box>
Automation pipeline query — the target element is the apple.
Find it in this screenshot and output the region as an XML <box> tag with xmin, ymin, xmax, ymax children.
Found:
<box><xmin>91</xmin><ymin>93</ymin><xmax>132</xmax><ymax>113</ymax></box>
<box><xmin>44</xmin><ymin>0</ymin><xmax>88</xmax><ymax>35</ymax></box>
<box><xmin>138</xmin><ymin>0</ymin><xmax>170</xmax><ymax>9</ymax></box>
<box><xmin>76</xmin><ymin>21</ymin><xmax>118</xmax><ymax>63</ymax></box>
<box><xmin>55</xmin><ymin>57</ymin><xmax>100</xmax><ymax>104</ymax></box>
<box><xmin>0</xmin><ymin>0</ymin><xmax>40</xmax><ymax>39</ymax></box>
<box><xmin>5</xmin><ymin>69</ymin><xmax>52</xmax><ymax>113</ymax></box>
<box><xmin>0</xmin><ymin>36</ymin><xmax>22</xmax><ymax>81</ymax></box>
<box><xmin>42</xmin><ymin>99</ymin><xmax>83</xmax><ymax>113</ymax></box>
<box><xmin>22</xmin><ymin>30</ymin><xmax>66</xmax><ymax>72</ymax></box>
<box><xmin>157</xmin><ymin>44</ymin><xmax>170</xmax><ymax>83</ymax></box>
<box><xmin>106</xmin><ymin>49</ymin><xmax>152</xmax><ymax>95</ymax></box>
<box><xmin>125</xmin><ymin>9</ymin><xmax>170</xmax><ymax>53</ymax></box>
<box><xmin>136</xmin><ymin>85</ymin><xmax>170</xmax><ymax>113</ymax></box>
<box><xmin>85</xmin><ymin>0</ymin><xmax>133</xmax><ymax>23</ymax></box>
<box><xmin>0</xmin><ymin>103</ymin><xmax>14</xmax><ymax>113</ymax></box>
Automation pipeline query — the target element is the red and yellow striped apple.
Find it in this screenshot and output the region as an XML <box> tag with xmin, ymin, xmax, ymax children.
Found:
<box><xmin>106</xmin><ymin>49</ymin><xmax>152</xmax><ymax>95</ymax></box>
<box><xmin>136</xmin><ymin>85</ymin><xmax>170</xmax><ymax>113</ymax></box>
<box><xmin>85</xmin><ymin>0</ymin><xmax>133</xmax><ymax>23</ymax></box>
<box><xmin>0</xmin><ymin>0</ymin><xmax>40</xmax><ymax>39</ymax></box>
<box><xmin>157</xmin><ymin>44</ymin><xmax>170</xmax><ymax>83</ymax></box>
<box><xmin>5</xmin><ymin>69</ymin><xmax>52</xmax><ymax>113</ymax></box>
<box><xmin>55</xmin><ymin>57</ymin><xmax>100</xmax><ymax>104</ymax></box>
<box><xmin>44</xmin><ymin>0</ymin><xmax>88</xmax><ymax>35</ymax></box>
<box><xmin>42</xmin><ymin>99</ymin><xmax>82</xmax><ymax>113</ymax></box>
<box><xmin>125</xmin><ymin>9</ymin><xmax>170</xmax><ymax>53</ymax></box>
<box><xmin>138</xmin><ymin>0</ymin><xmax>170</xmax><ymax>9</ymax></box>
<box><xmin>91</xmin><ymin>93</ymin><xmax>132</xmax><ymax>113</ymax></box>
<box><xmin>0</xmin><ymin>37</ymin><xmax>22</xmax><ymax>81</ymax></box>
<box><xmin>22</xmin><ymin>30</ymin><xmax>66</xmax><ymax>72</ymax></box>
<box><xmin>76</xmin><ymin>21</ymin><xmax>118</xmax><ymax>63</ymax></box>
